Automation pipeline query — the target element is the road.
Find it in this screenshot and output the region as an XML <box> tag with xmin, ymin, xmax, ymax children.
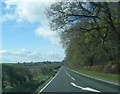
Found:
<box><xmin>39</xmin><ymin>66</ymin><xmax>119</xmax><ymax>93</ymax></box>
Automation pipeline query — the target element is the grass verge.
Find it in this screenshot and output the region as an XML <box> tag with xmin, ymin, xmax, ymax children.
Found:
<box><xmin>70</xmin><ymin>67</ymin><xmax>119</xmax><ymax>84</ymax></box>
<box><xmin>33</xmin><ymin>68</ymin><xmax>60</xmax><ymax>94</ymax></box>
<box><xmin>33</xmin><ymin>76</ymin><xmax>53</xmax><ymax>94</ymax></box>
<box><xmin>2</xmin><ymin>75</ymin><xmax>49</xmax><ymax>94</ymax></box>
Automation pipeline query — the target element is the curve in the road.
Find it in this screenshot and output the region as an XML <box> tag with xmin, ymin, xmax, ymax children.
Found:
<box><xmin>38</xmin><ymin>66</ymin><xmax>119</xmax><ymax>93</ymax></box>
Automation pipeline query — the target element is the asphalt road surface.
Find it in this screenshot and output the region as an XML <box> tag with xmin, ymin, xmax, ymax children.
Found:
<box><xmin>39</xmin><ymin>66</ymin><xmax>119</xmax><ymax>93</ymax></box>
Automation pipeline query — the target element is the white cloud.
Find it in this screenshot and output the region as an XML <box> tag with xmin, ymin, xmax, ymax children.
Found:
<box><xmin>0</xmin><ymin>50</ymin><xmax>7</xmax><ymax>54</ymax></box>
<box><xmin>2</xmin><ymin>13</ymin><xmax>17</xmax><ymax>22</ymax></box>
<box><xmin>2</xmin><ymin>0</ymin><xmax>61</xmax><ymax>45</ymax></box>
<box><xmin>35</xmin><ymin>26</ymin><xmax>60</xmax><ymax>45</ymax></box>
<box><xmin>0</xmin><ymin>49</ymin><xmax>64</xmax><ymax>63</ymax></box>
<box><xmin>3</xmin><ymin>0</ymin><xmax>53</xmax><ymax>23</ymax></box>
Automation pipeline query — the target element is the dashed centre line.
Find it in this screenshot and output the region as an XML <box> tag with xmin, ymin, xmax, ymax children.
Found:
<box><xmin>64</xmin><ymin>69</ymin><xmax>75</xmax><ymax>81</ymax></box>
<box><xmin>71</xmin><ymin>77</ymin><xmax>75</xmax><ymax>81</ymax></box>
<box><xmin>65</xmin><ymin>69</ymin><xmax>100</xmax><ymax>92</ymax></box>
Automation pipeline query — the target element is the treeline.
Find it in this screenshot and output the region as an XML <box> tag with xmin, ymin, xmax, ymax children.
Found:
<box><xmin>46</xmin><ymin>2</ymin><xmax>119</xmax><ymax>73</ymax></box>
<box><xmin>2</xmin><ymin>62</ymin><xmax>61</xmax><ymax>91</ymax></box>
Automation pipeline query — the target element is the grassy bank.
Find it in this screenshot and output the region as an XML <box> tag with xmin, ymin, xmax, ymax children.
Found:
<box><xmin>69</xmin><ymin>66</ymin><xmax>119</xmax><ymax>84</ymax></box>
<box><xmin>2</xmin><ymin>66</ymin><xmax>60</xmax><ymax>93</ymax></box>
<box><xmin>2</xmin><ymin>62</ymin><xmax>61</xmax><ymax>93</ymax></box>
<box><xmin>33</xmin><ymin>76</ymin><xmax>53</xmax><ymax>94</ymax></box>
<box><xmin>33</xmin><ymin>67</ymin><xmax>60</xmax><ymax>94</ymax></box>
<box><xmin>2</xmin><ymin>75</ymin><xmax>49</xmax><ymax>93</ymax></box>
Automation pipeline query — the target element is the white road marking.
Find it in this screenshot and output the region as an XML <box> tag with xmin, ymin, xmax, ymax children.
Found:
<box><xmin>71</xmin><ymin>77</ymin><xmax>75</xmax><ymax>81</ymax></box>
<box><xmin>38</xmin><ymin>68</ymin><xmax>61</xmax><ymax>93</ymax></box>
<box><xmin>65</xmin><ymin>69</ymin><xmax>75</xmax><ymax>81</ymax></box>
<box><xmin>66</xmin><ymin>71</ymin><xmax>71</xmax><ymax>77</ymax></box>
<box><xmin>71</xmin><ymin>82</ymin><xmax>101</xmax><ymax>92</ymax></box>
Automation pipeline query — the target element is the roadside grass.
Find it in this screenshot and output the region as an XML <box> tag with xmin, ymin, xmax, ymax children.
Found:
<box><xmin>33</xmin><ymin>68</ymin><xmax>60</xmax><ymax>94</ymax></box>
<box><xmin>70</xmin><ymin>67</ymin><xmax>119</xmax><ymax>84</ymax></box>
<box><xmin>2</xmin><ymin>75</ymin><xmax>49</xmax><ymax>93</ymax></box>
<box><xmin>2</xmin><ymin>68</ymin><xmax>60</xmax><ymax>94</ymax></box>
<box><xmin>33</xmin><ymin>76</ymin><xmax>53</xmax><ymax>94</ymax></box>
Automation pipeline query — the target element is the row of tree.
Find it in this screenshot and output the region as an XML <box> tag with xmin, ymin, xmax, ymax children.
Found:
<box><xmin>46</xmin><ymin>2</ymin><xmax>119</xmax><ymax>69</ymax></box>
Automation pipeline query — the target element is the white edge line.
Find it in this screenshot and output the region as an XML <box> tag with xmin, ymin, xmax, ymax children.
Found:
<box><xmin>66</xmin><ymin>67</ymin><xmax>120</xmax><ymax>86</ymax></box>
<box><xmin>38</xmin><ymin>67</ymin><xmax>61</xmax><ymax>93</ymax></box>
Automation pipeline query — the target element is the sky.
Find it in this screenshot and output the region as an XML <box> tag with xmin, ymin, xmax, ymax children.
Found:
<box><xmin>0</xmin><ymin>0</ymin><xmax>65</xmax><ymax>63</ymax></box>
